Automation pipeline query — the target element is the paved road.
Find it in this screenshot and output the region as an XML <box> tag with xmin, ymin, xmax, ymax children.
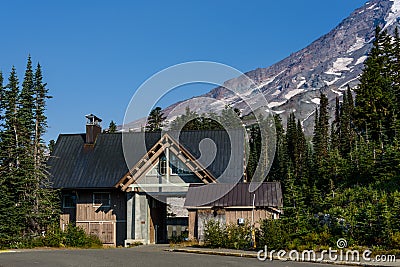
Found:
<box><xmin>0</xmin><ymin>245</ymin><xmax>334</xmax><ymax>267</ymax></box>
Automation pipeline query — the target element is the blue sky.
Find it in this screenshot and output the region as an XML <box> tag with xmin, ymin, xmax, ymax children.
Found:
<box><xmin>0</xmin><ymin>0</ymin><xmax>367</xmax><ymax>142</ymax></box>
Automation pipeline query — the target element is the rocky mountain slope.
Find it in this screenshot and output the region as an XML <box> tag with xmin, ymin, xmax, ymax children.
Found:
<box><xmin>125</xmin><ymin>0</ymin><xmax>400</xmax><ymax>135</ymax></box>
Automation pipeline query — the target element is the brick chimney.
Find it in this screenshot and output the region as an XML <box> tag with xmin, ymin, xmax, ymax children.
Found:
<box><xmin>85</xmin><ymin>114</ymin><xmax>102</xmax><ymax>144</ymax></box>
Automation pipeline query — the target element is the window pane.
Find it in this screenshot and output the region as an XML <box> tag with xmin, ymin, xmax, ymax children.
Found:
<box><xmin>63</xmin><ymin>195</ymin><xmax>76</xmax><ymax>208</ymax></box>
<box><xmin>93</xmin><ymin>193</ymin><xmax>110</xmax><ymax>206</ymax></box>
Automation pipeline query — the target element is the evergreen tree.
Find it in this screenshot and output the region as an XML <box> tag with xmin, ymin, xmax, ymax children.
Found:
<box><xmin>19</xmin><ymin>56</ymin><xmax>35</xmax><ymax>145</ymax></box>
<box><xmin>331</xmin><ymin>96</ymin><xmax>341</xmax><ymax>151</ymax></box>
<box><xmin>146</xmin><ymin>107</ymin><xmax>165</xmax><ymax>132</ymax></box>
<box><xmin>0</xmin><ymin>66</ymin><xmax>27</xmax><ymax>240</ymax></box>
<box><xmin>31</xmin><ymin>63</ymin><xmax>58</xmax><ymax>234</ymax></box>
<box><xmin>108</xmin><ymin>120</ymin><xmax>117</xmax><ymax>133</ymax></box>
<box><xmin>48</xmin><ymin>140</ymin><xmax>56</xmax><ymax>154</ymax></box>
<box><xmin>313</xmin><ymin>93</ymin><xmax>329</xmax><ymax>159</ymax></box>
<box><xmin>0</xmin><ymin>60</ymin><xmax>58</xmax><ymax>246</ymax></box>
<box><xmin>267</xmin><ymin>115</ymin><xmax>287</xmax><ymax>182</ymax></box>
<box><xmin>355</xmin><ymin>27</ymin><xmax>396</xmax><ymax>142</ymax></box>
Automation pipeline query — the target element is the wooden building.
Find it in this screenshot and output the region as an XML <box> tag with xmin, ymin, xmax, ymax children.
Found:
<box><xmin>184</xmin><ymin>182</ymin><xmax>283</xmax><ymax>241</ymax></box>
<box><xmin>48</xmin><ymin>114</ymin><xmax>246</xmax><ymax>246</ymax></box>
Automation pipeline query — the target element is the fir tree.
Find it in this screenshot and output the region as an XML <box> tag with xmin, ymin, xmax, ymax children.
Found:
<box><xmin>108</xmin><ymin>120</ymin><xmax>117</xmax><ymax>133</ymax></box>
<box><xmin>355</xmin><ymin>27</ymin><xmax>396</xmax><ymax>142</ymax></box>
<box><xmin>146</xmin><ymin>107</ymin><xmax>165</xmax><ymax>132</ymax></box>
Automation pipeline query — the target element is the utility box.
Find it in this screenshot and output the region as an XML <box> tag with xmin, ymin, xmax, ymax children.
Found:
<box><xmin>237</xmin><ymin>218</ymin><xmax>245</xmax><ymax>225</ymax></box>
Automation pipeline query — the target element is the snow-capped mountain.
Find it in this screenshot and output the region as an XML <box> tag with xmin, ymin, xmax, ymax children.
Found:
<box><xmin>127</xmin><ymin>0</ymin><xmax>400</xmax><ymax>134</ymax></box>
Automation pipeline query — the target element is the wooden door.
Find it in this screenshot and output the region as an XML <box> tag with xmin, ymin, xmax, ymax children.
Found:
<box><xmin>149</xmin><ymin>197</ymin><xmax>167</xmax><ymax>244</ymax></box>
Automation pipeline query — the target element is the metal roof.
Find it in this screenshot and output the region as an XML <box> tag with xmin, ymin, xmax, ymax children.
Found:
<box><xmin>48</xmin><ymin>130</ymin><xmax>244</xmax><ymax>189</ymax></box>
<box><xmin>184</xmin><ymin>182</ymin><xmax>283</xmax><ymax>208</ymax></box>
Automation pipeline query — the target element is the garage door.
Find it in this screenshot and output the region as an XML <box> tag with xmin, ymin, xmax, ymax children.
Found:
<box><xmin>76</xmin><ymin>222</ymin><xmax>114</xmax><ymax>245</ymax></box>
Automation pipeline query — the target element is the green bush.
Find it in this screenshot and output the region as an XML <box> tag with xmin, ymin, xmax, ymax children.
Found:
<box><xmin>203</xmin><ymin>220</ymin><xmax>253</xmax><ymax>249</ymax></box>
<box><xmin>225</xmin><ymin>222</ymin><xmax>251</xmax><ymax>249</ymax></box>
<box><xmin>63</xmin><ymin>224</ymin><xmax>102</xmax><ymax>248</ymax></box>
<box><xmin>3</xmin><ymin>224</ymin><xmax>102</xmax><ymax>249</ymax></box>
<box><xmin>204</xmin><ymin>220</ymin><xmax>226</xmax><ymax>248</ymax></box>
<box><xmin>259</xmin><ymin>219</ymin><xmax>289</xmax><ymax>250</ymax></box>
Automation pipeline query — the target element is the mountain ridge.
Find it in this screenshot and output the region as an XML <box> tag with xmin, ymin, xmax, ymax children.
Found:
<box><xmin>126</xmin><ymin>0</ymin><xmax>400</xmax><ymax>135</ymax></box>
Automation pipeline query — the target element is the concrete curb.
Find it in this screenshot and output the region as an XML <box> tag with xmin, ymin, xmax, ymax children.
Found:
<box><xmin>0</xmin><ymin>250</ymin><xmax>17</xmax><ymax>254</ymax></box>
<box><xmin>167</xmin><ymin>248</ymin><xmax>396</xmax><ymax>267</ymax></box>
<box><xmin>167</xmin><ymin>248</ymin><xmax>257</xmax><ymax>258</ymax></box>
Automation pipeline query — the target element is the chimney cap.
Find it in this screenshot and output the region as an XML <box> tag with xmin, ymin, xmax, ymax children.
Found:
<box><xmin>85</xmin><ymin>114</ymin><xmax>102</xmax><ymax>123</ymax></box>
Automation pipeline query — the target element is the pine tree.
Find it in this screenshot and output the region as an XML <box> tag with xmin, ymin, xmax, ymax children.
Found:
<box><xmin>31</xmin><ymin>63</ymin><xmax>58</xmax><ymax>234</ymax></box>
<box><xmin>268</xmin><ymin>115</ymin><xmax>287</xmax><ymax>182</ymax></box>
<box><xmin>18</xmin><ymin>57</ymin><xmax>38</xmax><ymax>234</ymax></box>
<box><xmin>313</xmin><ymin>93</ymin><xmax>329</xmax><ymax>159</ymax></box>
<box><xmin>355</xmin><ymin>27</ymin><xmax>396</xmax><ymax>142</ymax></box>
<box><xmin>19</xmin><ymin>56</ymin><xmax>35</xmax><ymax>145</ymax></box>
<box><xmin>108</xmin><ymin>120</ymin><xmax>117</xmax><ymax>133</ymax></box>
<box><xmin>0</xmin><ymin>66</ymin><xmax>27</xmax><ymax>240</ymax></box>
<box><xmin>146</xmin><ymin>107</ymin><xmax>166</xmax><ymax>132</ymax></box>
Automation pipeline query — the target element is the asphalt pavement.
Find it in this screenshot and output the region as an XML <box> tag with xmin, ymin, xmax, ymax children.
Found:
<box><xmin>0</xmin><ymin>245</ymin><xmax>333</xmax><ymax>267</ymax></box>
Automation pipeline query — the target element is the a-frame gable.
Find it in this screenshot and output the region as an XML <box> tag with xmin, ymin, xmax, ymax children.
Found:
<box><xmin>115</xmin><ymin>133</ymin><xmax>217</xmax><ymax>191</ymax></box>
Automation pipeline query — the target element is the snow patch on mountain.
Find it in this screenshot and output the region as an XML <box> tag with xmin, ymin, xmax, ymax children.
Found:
<box><xmin>367</xmin><ymin>3</ymin><xmax>377</xmax><ymax>10</ymax></box>
<box><xmin>297</xmin><ymin>77</ymin><xmax>306</xmax><ymax>88</ymax></box>
<box><xmin>355</xmin><ymin>55</ymin><xmax>368</xmax><ymax>65</ymax></box>
<box><xmin>325</xmin><ymin>58</ymin><xmax>354</xmax><ymax>75</ymax></box>
<box><xmin>384</xmin><ymin>0</ymin><xmax>400</xmax><ymax>30</ymax></box>
<box><xmin>272</xmin><ymin>89</ymin><xmax>281</xmax><ymax>96</ymax></box>
<box><xmin>311</xmin><ymin>98</ymin><xmax>321</xmax><ymax>105</ymax></box>
<box><xmin>257</xmin><ymin>69</ymin><xmax>286</xmax><ymax>89</ymax></box>
<box><xmin>348</xmin><ymin>36</ymin><xmax>365</xmax><ymax>53</ymax></box>
<box><xmin>285</xmin><ymin>89</ymin><xmax>304</xmax><ymax>99</ymax></box>
<box><xmin>267</xmin><ymin>101</ymin><xmax>286</xmax><ymax>108</ymax></box>
<box><xmin>325</xmin><ymin>77</ymin><xmax>342</xmax><ymax>86</ymax></box>
<box><xmin>331</xmin><ymin>89</ymin><xmax>343</xmax><ymax>96</ymax></box>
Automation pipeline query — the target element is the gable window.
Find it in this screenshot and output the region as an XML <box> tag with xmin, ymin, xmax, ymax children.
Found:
<box><xmin>93</xmin><ymin>192</ymin><xmax>111</xmax><ymax>207</ymax></box>
<box><xmin>159</xmin><ymin>155</ymin><xmax>167</xmax><ymax>175</ymax></box>
<box><xmin>170</xmin><ymin>154</ymin><xmax>191</xmax><ymax>175</ymax></box>
<box><xmin>63</xmin><ymin>194</ymin><xmax>76</xmax><ymax>208</ymax></box>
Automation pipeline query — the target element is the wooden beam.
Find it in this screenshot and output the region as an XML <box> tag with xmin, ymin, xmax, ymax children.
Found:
<box><xmin>121</xmin><ymin>143</ymin><xmax>167</xmax><ymax>191</ymax></box>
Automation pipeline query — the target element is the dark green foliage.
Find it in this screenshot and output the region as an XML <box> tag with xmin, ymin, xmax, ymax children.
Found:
<box><xmin>0</xmin><ymin>57</ymin><xmax>59</xmax><ymax>248</ymax></box>
<box><xmin>355</xmin><ymin>27</ymin><xmax>397</xmax><ymax>142</ymax></box>
<box><xmin>203</xmin><ymin>220</ymin><xmax>251</xmax><ymax>250</ymax></box>
<box><xmin>2</xmin><ymin>224</ymin><xmax>102</xmax><ymax>249</ymax></box>
<box><xmin>48</xmin><ymin>139</ymin><xmax>56</xmax><ymax>154</ymax></box>
<box><xmin>108</xmin><ymin>120</ymin><xmax>117</xmax><ymax>133</ymax></box>
<box><xmin>146</xmin><ymin>107</ymin><xmax>166</xmax><ymax>132</ymax></box>
<box><xmin>243</xmin><ymin>27</ymin><xmax>400</xmax><ymax>251</ymax></box>
<box><xmin>169</xmin><ymin>106</ymin><xmax>240</xmax><ymax>131</ymax></box>
<box><xmin>259</xmin><ymin>219</ymin><xmax>289</xmax><ymax>249</ymax></box>
<box><xmin>203</xmin><ymin>220</ymin><xmax>226</xmax><ymax>248</ymax></box>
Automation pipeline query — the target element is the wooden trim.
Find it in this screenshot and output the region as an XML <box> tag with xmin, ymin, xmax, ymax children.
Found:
<box><xmin>115</xmin><ymin>134</ymin><xmax>217</xmax><ymax>191</ymax></box>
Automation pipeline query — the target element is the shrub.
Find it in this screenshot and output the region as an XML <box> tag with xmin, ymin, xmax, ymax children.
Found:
<box><xmin>259</xmin><ymin>219</ymin><xmax>289</xmax><ymax>250</ymax></box>
<box><xmin>225</xmin><ymin>222</ymin><xmax>251</xmax><ymax>249</ymax></box>
<box><xmin>204</xmin><ymin>220</ymin><xmax>226</xmax><ymax>248</ymax></box>
<box><xmin>203</xmin><ymin>219</ymin><xmax>253</xmax><ymax>249</ymax></box>
<box><xmin>5</xmin><ymin>224</ymin><xmax>103</xmax><ymax>249</ymax></box>
<box><xmin>63</xmin><ymin>224</ymin><xmax>102</xmax><ymax>248</ymax></box>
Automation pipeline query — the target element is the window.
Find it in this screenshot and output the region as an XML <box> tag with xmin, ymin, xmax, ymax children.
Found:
<box><xmin>159</xmin><ymin>155</ymin><xmax>167</xmax><ymax>175</ymax></box>
<box><xmin>93</xmin><ymin>192</ymin><xmax>111</xmax><ymax>207</ymax></box>
<box><xmin>170</xmin><ymin>154</ymin><xmax>191</xmax><ymax>175</ymax></box>
<box><xmin>63</xmin><ymin>194</ymin><xmax>76</xmax><ymax>208</ymax></box>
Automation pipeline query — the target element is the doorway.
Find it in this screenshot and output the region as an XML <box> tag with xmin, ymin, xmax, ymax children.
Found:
<box><xmin>148</xmin><ymin>196</ymin><xmax>167</xmax><ymax>244</ymax></box>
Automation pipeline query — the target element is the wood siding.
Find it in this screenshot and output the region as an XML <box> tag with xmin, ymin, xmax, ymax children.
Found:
<box><xmin>189</xmin><ymin>208</ymin><xmax>276</xmax><ymax>241</ymax></box>
<box><xmin>60</xmin><ymin>189</ymin><xmax>126</xmax><ymax>246</ymax></box>
<box><xmin>225</xmin><ymin>209</ymin><xmax>273</xmax><ymax>228</ymax></box>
